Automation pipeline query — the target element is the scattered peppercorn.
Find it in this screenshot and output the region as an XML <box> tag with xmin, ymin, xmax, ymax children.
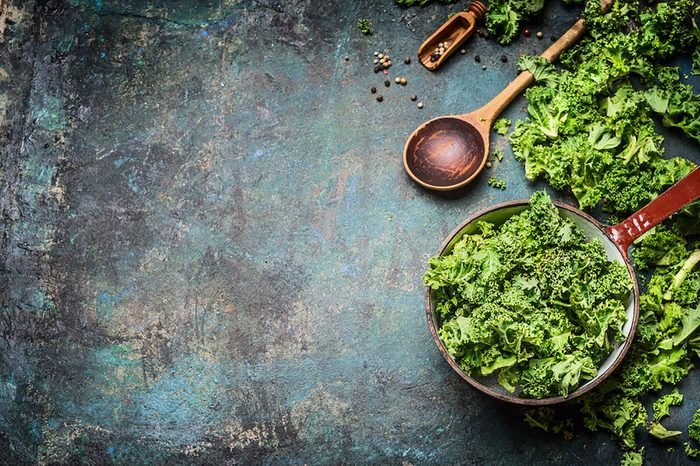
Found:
<box><xmin>486</xmin><ymin>161</ymin><xmax>492</xmax><ymax>168</ymax></box>
<box><xmin>400</xmin><ymin>77</ymin><xmax>407</xmax><ymax>85</ymax></box>
<box><xmin>481</xmin><ymin>65</ymin><xmax>486</xmax><ymax>70</ymax></box>
<box><xmin>523</xmin><ymin>29</ymin><xmax>531</xmax><ymax>37</ymax></box>
<box><xmin>404</xmin><ymin>57</ymin><xmax>411</xmax><ymax>64</ymax></box>
<box><xmin>500</xmin><ymin>55</ymin><xmax>508</xmax><ymax>63</ymax></box>
<box><xmin>417</xmin><ymin>102</ymin><xmax>424</xmax><ymax>109</ymax></box>
<box><xmin>374</xmin><ymin>65</ymin><xmax>382</xmax><ymax>73</ymax></box>
<box><xmin>410</xmin><ymin>95</ymin><xmax>417</xmax><ymax>101</ymax></box>
<box><xmin>536</xmin><ymin>31</ymin><xmax>543</xmax><ymax>39</ymax></box>
<box><xmin>395</xmin><ymin>77</ymin><xmax>401</xmax><ymax>84</ymax></box>
<box><xmin>384</xmin><ymin>80</ymin><xmax>390</xmax><ymax>87</ymax></box>
<box><xmin>460</xmin><ymin>49</ymin><xmax>466</xmax><ymax>55</ymax></box>
<box><xmin>370</xmin><ymin>87</ymin><xmax>377</xmax><ymax>94</ymax></box>
<box><xmin>474</xmin><ymin>55</ymin><xmax>481</xmax><ymax>62</ymax></box>
<box><xmin>376</xmin><ymin>95</ymin><xmax>383</xmax><ymax>102</ymax></box>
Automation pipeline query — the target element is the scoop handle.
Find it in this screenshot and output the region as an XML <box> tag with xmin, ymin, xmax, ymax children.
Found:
<box><xmin>474</xmin><ymin>0</ymin><xmax>613</xmax><ymax>123</ymax></box>
<box><xmin>606</xmin><ymin>167</ymin><xmax>700</xmax><ymax>258</ymax></box>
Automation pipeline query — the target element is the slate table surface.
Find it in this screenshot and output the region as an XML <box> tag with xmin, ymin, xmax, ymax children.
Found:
<box><xmin>1</xmin><ymin>0</ymin><xmax>699</xmax><ymax>464</ymax></box>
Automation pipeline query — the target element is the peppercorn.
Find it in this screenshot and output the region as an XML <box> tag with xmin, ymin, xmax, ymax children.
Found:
<box><xmin>523</xmin><ymin>28</ymin><xmax>531</xmax><ymax>37</ymax></box>
<box><xmin>400</xmin><ymin>77</ymin><xmax>407</xmax><ymax>85</ymax></box>
<box><xmin>417</xmin><ymin>102</ymin><xmax>424</xmax><ymax>109</ymax></box>
<box><xmin>404</xmin><ymin>57</ymin><xmax>411</xmax><ymax>64</ymax></box>
<box><xmin>374</xmin><ymin>65</ymin><xmax>382</xmax><ymax>73</ymax></box>
<box><xmin>500</xmin><ymin>55</ymin><xmax>507</xmax><ymax>63</ymax></box>
<box><xmin>410</xmin><ymin>95</ymin><xmax>417</xmax><ymax>101</ymax></box>
<box><xmin>474</xmin><ymin>55</ymin><xmax>481</xmax><ymax>62</ymax></box>
<box><xmin>370</xmin><ymin>87</ymin><xmax>377</xmax><ymax>94</ymax></box>
<box><xmin>376</xmin><ymin>95</ymin><xmax>383</xmax><ymax>102</ymax></box>
<box><xmin>486</xmin><ymin>161</ymin><xmax>492</xmax><ymax>168</ymax></box>
<box><xmin>482</xmin><ymin>65</ymin><xmax>486</xmax><ymax>70</ymax></box>
<box><xmin>384</xmin><ymin>80</ymin><xmax>390</xmax><ymax>87</ymax></box>
<box><xmin>460</xmin><ymin>49</ymin><xmax>466</xmax><ymax>55</ymax></box>
<box><xmin>536</xmin><ymin>31</ymin><xmax>543</xmax><ymax>39</ymax></box>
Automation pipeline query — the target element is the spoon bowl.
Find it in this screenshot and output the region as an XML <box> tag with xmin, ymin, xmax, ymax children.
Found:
<box><xmin>403</xmin><ymin>116</ymin><xmax>486</xmax><ymax>190</ymax></box>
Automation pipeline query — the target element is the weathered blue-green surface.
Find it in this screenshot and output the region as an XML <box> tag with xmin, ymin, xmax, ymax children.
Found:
<box><xmin>0</xmin><ymin>1</ymin><xmax>698</xmax><ymax>464</ymax></box>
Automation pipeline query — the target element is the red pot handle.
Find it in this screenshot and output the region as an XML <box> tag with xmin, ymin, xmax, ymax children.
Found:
<box><xmin>606</xmin><ymin>166</ymin><xmax>700</xmax><ymax>259</ymax></box>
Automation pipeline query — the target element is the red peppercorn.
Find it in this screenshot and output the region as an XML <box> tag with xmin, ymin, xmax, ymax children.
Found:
<box><xmin>523</xmin><ymin>28</ymin><xmax>531</xmax><ymax>37</ymax></box>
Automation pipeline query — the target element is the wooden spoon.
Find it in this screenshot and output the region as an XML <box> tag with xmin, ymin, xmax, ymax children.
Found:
<box><xmin>403</xmin><ymin>0</ymin><xmax>614</xmax><ymax>191</ymax></box>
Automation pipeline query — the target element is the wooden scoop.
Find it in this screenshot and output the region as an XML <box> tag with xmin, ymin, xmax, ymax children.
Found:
<box><xmin>418</xmin><ymin>1</ymin><xmax>487</xmax><ymax>71</ymax></box>
<box><xmin>404</xmin><ymin>0</ymin><xmax>614</xmax><ymax>191</ymax></box>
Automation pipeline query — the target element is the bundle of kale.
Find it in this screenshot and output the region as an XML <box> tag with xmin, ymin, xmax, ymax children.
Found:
<box><xmin>510</xmin><ymin>0</ymin><xmax>699</xmax><ymax>214</ymax></box>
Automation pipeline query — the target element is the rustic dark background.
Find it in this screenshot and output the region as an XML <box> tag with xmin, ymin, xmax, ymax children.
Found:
<box><xmin>0</xmin><ymin>0</ymin><xmax>698</xmax><ymax>464</ymax></box>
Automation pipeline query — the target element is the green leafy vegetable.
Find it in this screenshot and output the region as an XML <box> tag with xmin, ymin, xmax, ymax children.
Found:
<box><xmin>652</xmin><ymin>388</ymin><xmax>683</xmax><ymax>421</ymax></box>
<box><xmin>487</xmin><ymin>176</ymin><xmax>507</xmax><ymax>190</ymax></box>
<box><xmin>686</xmin><ymin>409</ymin><xmax>700</xmax><ymax>458</ymax></box>
<box><xmin>494</xmin><ymin>118</ymin><xmax>512</xmax><ymax>136</ymax></box>
<box><xmin>509</xmin><ymin>0</ymin><xmax>699</xmax><ymax>213</ymax></box>
<box><xmin>621</xmin><ymin>448</ymin><xmax>645</xmax><ymax>466</ymax></box>
<box><xmin>486</xmin><ymin>0</ymin><xmax>579</xmax><ymax>45</ymax></box>
<box><xmin>649</xmin><ymin>421</ymin><xmax>682</xmax><ymax>441</ymax></box>
<box><xmin>524</xmin><ymin>407</ymin><xmax>574</xmax><ymax>438</ymax></box>
<box><xmin>357</xmin><ymin>19</ymin><xmax>373</xmax><ymax>35</ymax></box>
<box><xmin>425</xmin><ymin>192</ymin><xmax>632</xmax><ymax>398</ymax></box>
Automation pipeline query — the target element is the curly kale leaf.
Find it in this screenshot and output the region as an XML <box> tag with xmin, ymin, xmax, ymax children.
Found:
<box><xmin>485</xmin><ymin>0</ymin><xmax>521</xmax><ymax>45</ymax></box>
<box><xmin>494</xmin><ymin>118</ymin><xmax>511</xmax><ymax>136</ymax></box>
<box><xmin>652</xmin><ymin>388</ymin><xmax>683</xmax><ymax>421</ymax></box>
<box><xmin>620</xmin><ymin>447</ymin><xmax>644</xmax><ymax>466</ymax></box>
<box><xmin>632</xmin><ymin>226</ymin><xmax>688</xmax><ymax>270</ymax></box>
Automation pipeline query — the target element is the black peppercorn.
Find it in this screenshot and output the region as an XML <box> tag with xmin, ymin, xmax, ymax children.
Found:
<box><xmin>384</xmin><ymin>80</ymin><xmax>390</xmax><ymax>87</ymax></box>
<box><xmin>474</xmin><ymin>55</ymin><xmax>481</xmax><ymax>62</ymax></box>
<box><xmin>371</xmin><ymin>87</ymin><xmax>377</xmax><ymax>94</ymax></box>
<box><xmin>500</xmin><ymin>55</ymin><xmax>507</xmax><ymax>63</ymax></box>
<box><xmin>376</xmin><ymin>95</ymin><xmax>383</xmax><ymax>102</ymax></box>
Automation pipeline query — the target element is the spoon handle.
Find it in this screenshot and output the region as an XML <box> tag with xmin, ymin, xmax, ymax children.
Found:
<box><xmin>474</xmin><ymin>0</ymin><xmax>613</xmax><ymax>123</ymax></box>
<box><xmin>606</xmin><ymin>167</ymin><xmax>700</xmax><ymax>258</ymax></box>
